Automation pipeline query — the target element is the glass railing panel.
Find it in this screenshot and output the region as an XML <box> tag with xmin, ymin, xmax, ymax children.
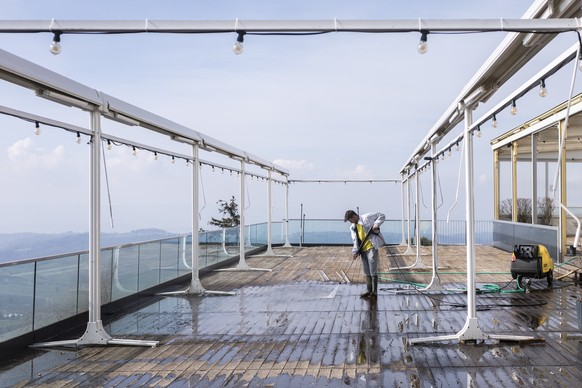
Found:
<box><xmin>0</xmin><ymin>262</ymin><xmax>34</xmax><ymax>342</ymax></box>
<box><xmin>206</xmin><ymin>229</ymin><xmax>229</xmax><ymax>266</ymax></box>
<box><xmin>376</xmin><ymin>220</ymin><xmax>403</xmax><ymax>245</ymax></box>
<box><xmin>223</xmin><ymin>227</ymin><xmax>240</xmax><ymax>259</ymax></box>
<box><xmin>244</xmin><ymin>224</ymin><xmax>266</xmax><ymax>250</ymax></box>
<box><xmin>293</xmin><ymin>219</ymin><xmax>404</xmax><ymax>245</ymax></box>
<box><xmin>160</xmin><ymin>238</ymin><xmax>180</xmax><ymax>283</ymax></box>
<box><xmin>33</xmin><ymin>255</ymin><xmax>79</xmax><ymax>331</ymax></box>
<box><xmin>75</xmin><ymin>250</ymin><xmax>114</xmax><ymax>311</ymax></box>
<box><xmin>301</xmin><ymin>220</ymin><xmax>347</xmax><ymax>244</ymax></box>
<box><xmin>100</xmin><ymin>249</ymin><xmax>113</xmax><ymax>305</ymax></box>
<box><xmin>178</xmin><ymin>235</ymin><xmax>193</xmax><ymax>274</ymax></box>
<box><xmin>111</xmin><ymin>246</ymin><xmax>138</xmax><ymax>301</ymax></box>
<box><xmin>77</xmin><ymin>253</ymin><xmax>88</xmax><ymax>314</ymax></box>
<box><xmin>138</xmin><ymin>242</ymin><xmax>161</xmax><ymax>292</ymax></box>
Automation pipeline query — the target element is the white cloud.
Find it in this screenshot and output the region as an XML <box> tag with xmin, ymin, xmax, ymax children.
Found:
<box><xmin>272</xmin><ymin>159</ymin><xmax>315</xmax><ymax>171</ymax></box>
<box><xmin>7</xmin><ymin>137</ymin><xmax>65</xmax><ymax>171</ymax></box>
<box><xmin>344</xmin><ymin>164</ymin><xmax>375</xmax><ymax>179</ymax></box>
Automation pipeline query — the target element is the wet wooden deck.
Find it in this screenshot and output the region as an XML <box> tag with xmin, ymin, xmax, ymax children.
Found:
<box><xmin>1</xmin><ymin>245</ymin><xmax>581</xmax><ymax>387</ymax></box>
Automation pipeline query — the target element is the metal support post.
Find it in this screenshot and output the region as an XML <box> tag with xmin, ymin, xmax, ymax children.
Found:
<box><xmin>216</xmin><ymin>161</ymin><xmax>271</xmax><ymax>272</ymax></box>
<box><xmin>409</xmin><ymin>105</ymin><xmax>536</xmax><ymax>345</ymax></box>
<box><xmin>158</xmin><ymin>143</ymin><xmax>233</xmax><ymax>296</ymax></box>
<box><xmin>391</xmin><ymin>166</ymin><xmax>429</xmax><ymax>270</ymax></box>
<box><xmin>422</xmin><ymin>141</ymin><xmax>443</xmax><ymax>290</ymax></box>
<box><xmin>283</xmin><ymin>179</ymin><xmax>293</xmax><ymax>248</ymax></box>
<box><xmin>399</xmin><ymin>173</ymin><xmax>407</xmax><ymax>246</ymax></box>
<box><xmin>252</xmin><ymin>170</ymin><xmax>292</xmax><ymax>258</ymax></box>
<box><xmin>33</xmin><ymin>109</ymin><xmax>158</xmax><ymax>348</ymax></box>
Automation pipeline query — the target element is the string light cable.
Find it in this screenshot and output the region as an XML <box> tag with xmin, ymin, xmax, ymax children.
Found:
<box><xmin>101</xmin><ymin>138</ymin><xmax>115</xmax><ymax>228</ymax></box>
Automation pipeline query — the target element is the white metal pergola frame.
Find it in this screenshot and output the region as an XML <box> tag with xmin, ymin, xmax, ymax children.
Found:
<box><xmin>0</xmin><ymin>44</ymin><xmax>289</xmax><ymax>347</ymax></box>
<box><xmin>0</xmin><ymin>0</ymin><xmax>579</xmax><ymax>347</ymax></box>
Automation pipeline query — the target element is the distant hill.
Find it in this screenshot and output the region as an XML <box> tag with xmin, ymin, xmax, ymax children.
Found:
<box><xmin>0</xmin><ymin>229</ymin><xmax>181</xmax><ymax>263</ymax></box>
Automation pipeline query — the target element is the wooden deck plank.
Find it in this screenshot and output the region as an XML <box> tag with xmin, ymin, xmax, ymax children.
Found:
<box><xmin>1</xmin><ymin>245</ymin><xmax>581</xmax><ymax>387</ymax></box>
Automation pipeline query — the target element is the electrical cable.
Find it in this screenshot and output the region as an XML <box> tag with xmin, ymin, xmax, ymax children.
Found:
<box><xmin>436</xmin><ymin>162</ymin><xmax>444</xmax><ymax>210</ymax></box>
<box><xmin>199</xmin><ymin>162</ymin><xmax>207</xmax><ymax>219</ymax></box>
<box><xmin>446</xmin><ymin>139</ymin><xmax>464</xmax><ymax>223</ymax></box>
<box><xmin>419</xmin><ymin>176</ymin><xmax>428</xmax><ymax>211</ymax></box>
<box><xmin>101</xmin><ymin>139</ymin><xmax>115</xmax><ymax>228</ymax></box>
<box><xmin>245</xmin><ymin>174</ymin><xmax>251</xmax><ymax>210</ymax></box>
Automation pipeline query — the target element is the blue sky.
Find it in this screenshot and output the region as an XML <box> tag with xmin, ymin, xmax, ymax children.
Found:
<box><xmin>0</xmin><ymin>0</ymin><xmax>580</xmax><ymax>234</ymax></box>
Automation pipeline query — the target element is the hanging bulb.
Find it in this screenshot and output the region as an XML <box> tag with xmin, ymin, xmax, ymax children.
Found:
<box><xmin>49</xmin><ymin>32</ymin><xmax>62</xmax><ymax>55</ymax></box>
<box><xmin>578</xmin><ymin>53</ymin><xmax>582</xmax><ymax>72</ymax></box>
<box><xmin>510</xmin><ymin>100</ymin><xmax>518</xmax><ymax>115</ymax></box>
<box><xmin>34</xmin><ymin>121</ymin><xmax>41</xmax><ymax>136</ymax></box>
<box><xmin>492</xmin><ymin>114</ymin><xmax>498</xmax><ymax>128</ymax></box>
<box><xmin>132</xmin><ymin>146</ymin><xmax>137</xmax><ymax>156</ymax></box>
<box><xmin>107</xmin><ymin>139</ymin><xmax>112</xmax><ymax>150</ymax></box>
<box><xmin>171</xmin><ymin>156</ymin><xmax>175</xmax><ymax>164</ymax></box>
<box><xmin>538</xmin><ymin>79</ymin><xmax>548</xmax><ymax>97</ymax></box>
<box><xmin>447</xmin><ymin>148</ymin><xmax>452</xmax><ymax>157</ymax></box>
<box><xmin>76</xmin><ymin>132</ymin><xmax>81</xmax><ymax>144</ymax></box>
<box><xmin>417</xmin><ymin>31</ymin><xmax>429</xmax><ymax>54</ymax></box>
<box><xmin>455</xmin><ymin>142</ymin><xmax>460</xmax><ymax>151</ymax></box>
<box><xmin>476</xmin><ymin>127</ymin><xmax>482</xmax><ymax>138</ymax></box>
<box><xmin>233</xmin><ymin>32</ymin><xmax>245</xmax><ymax>55</ymax></box>
<box><xmin>154</xmin><ymin>152</ymin><xmax>158</xmax><ymax>160</ymax></box>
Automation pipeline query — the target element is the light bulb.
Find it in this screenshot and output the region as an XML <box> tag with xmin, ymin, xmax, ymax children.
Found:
<box><xmin>34</xmin><ymin>122</ymin><xmax>41</xmax><ymax>136</ymax></box>
<box><xmin>539</xmin><ymin>80</ymin><xmax>547</xmax><ymax>97</ymax></box>
<box><xmin>172</xmin><ymin>156</ymin><xmax>175</xmax><ymax>164</ymax></box>
<box><xmin>76</xmin><ymin>133</ymin><xmax>81</xmax><ymax>144</ymax></box>
<box><xmin>476</xmin><ymin>128</ymin><xmax>482</xmax><ymax>138</ymax></box>
<box><xmin>492</xmin><ymin>115</ymin><xmax>498</xmax><ymax>128</ymax></box>
<box><xmin>49</xmin><ymin>33</ymin><xmax>62</xmax><ymax>55</ymax></box>
<box><xmin>107</xmin><ymin>140</ymin><xmax>112</xmax><ymax>151</ymax></box>
<box><xmin>132</xmin><ymin>146</ymin><xmax>137</xmax><ymax>156</ymax></box>
<box><xmin>448</xmin><ymin>149</ymin><xmax>452</xmax><ymax>156</ymax></box>
<box><xmin>154</xmin><ymin>152</ymin><xmax>158</xmax><ymax>160</ymax></box>
<box><xmin>233</xmin><ymin>41</ymin><xmax>244</xmax><ymax>55</ymax></box>
<box><xmin>417</xmin><ymin>31</ymin><xmax>429</xmax><ymax>54</ymax></box>
<box><xmin>233</xmin><ymin>32</ymin><xmax>245</xmax><ymax>55</ymax></box>
<box><xmin>510</xmin><ymin>101</ymin><xmax>518</xmax><ymax>115</ymax></box>
<box><xmin>455</xmin><ymin>143</ymin><xmax>460</xmax><ymax>151</ymax></box>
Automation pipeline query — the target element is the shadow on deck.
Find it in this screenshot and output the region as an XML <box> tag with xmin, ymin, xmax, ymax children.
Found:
<box><xmin>1</xmin><ymin>245</ymin><xmax>581</xmax><ymax>387</ymax></box>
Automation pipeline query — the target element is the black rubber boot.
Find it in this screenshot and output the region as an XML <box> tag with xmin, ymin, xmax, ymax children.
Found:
<box><xmin>360</xmin><ymin>276</ymin><xmax>373</xmax><ymax>298</ymax></box>
<box><xmin>370</xmin><ymin>276</ymin><xmax>378</xmax><ymax>298</ymax></box>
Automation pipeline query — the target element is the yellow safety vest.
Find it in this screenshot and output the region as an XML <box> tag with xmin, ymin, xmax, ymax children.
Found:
<box><xmin>357</xmin><ymin>224</ymin><xmax>373</xmax><ymax>252</ymax></box>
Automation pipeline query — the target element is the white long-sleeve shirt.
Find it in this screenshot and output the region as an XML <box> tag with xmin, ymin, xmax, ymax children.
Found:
<box><xmin>349</xmin><ymin>212</ymin><xmax>386</xmax><ymax>254</ymax></box>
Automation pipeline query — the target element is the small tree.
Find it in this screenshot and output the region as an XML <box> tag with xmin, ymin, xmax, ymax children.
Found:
<box><xmin>499</xmin><ymin>198</ymin><xmax>512</xmax><ymax>221</ymax></box>
<box><xmin>516</xmin><ymin>198</ymin><xmax>532</xmax><ymax>223</ymax></box>
<box><xmin>537</xmin><ymin>196</ymin><xmax>554</xmax><ymax>225</ymax></box>
<box><xmin>208</xmin><ymin>196</ymin><xmax>240</xmax><ymax>228</ymax></box>
<box><xmin>498</xmin><ymin>198</ymin><xmax>532</xmax><ymax>223</ymax></box>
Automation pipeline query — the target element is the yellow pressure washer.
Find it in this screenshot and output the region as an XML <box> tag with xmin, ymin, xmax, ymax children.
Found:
<box><xmin>511</xmin><ymin>244</ymin><xmax>554</xmax><ymax>290</ymax></box>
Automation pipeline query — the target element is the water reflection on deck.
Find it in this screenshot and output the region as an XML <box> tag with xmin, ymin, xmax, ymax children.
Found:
<box><xmin>1</xmin><ymin>245</ymin><xmax>581</xmax><ymax>387</ymax></box>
